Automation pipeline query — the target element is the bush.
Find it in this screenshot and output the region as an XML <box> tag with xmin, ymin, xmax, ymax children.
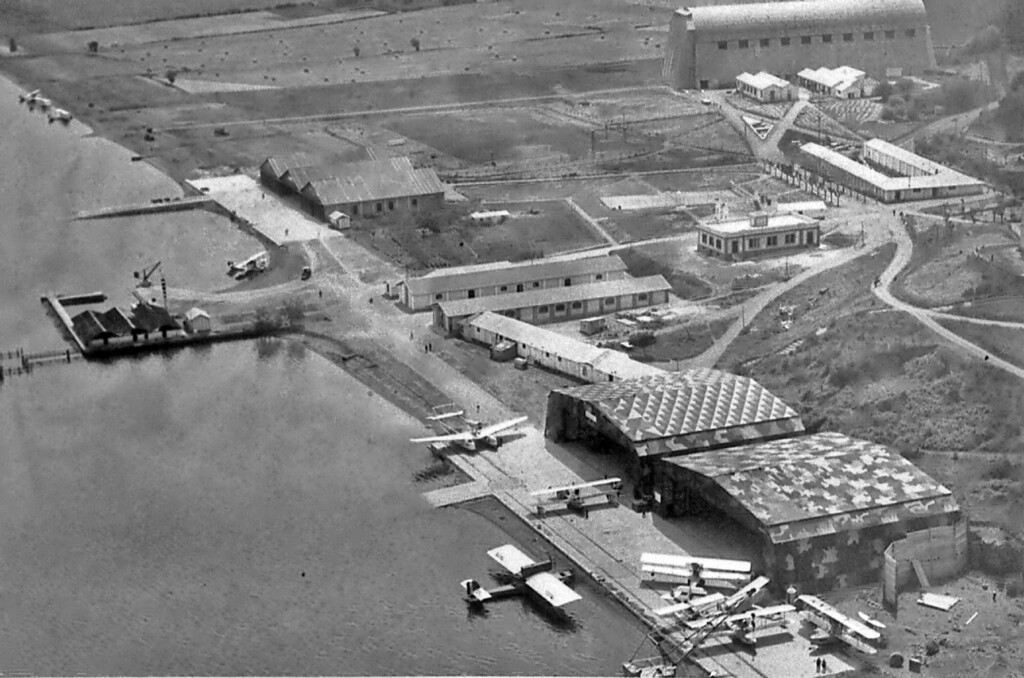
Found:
<box><xmin>629</xmin><ymin>331</ymin><xmax>656</xmax><ymax>348</ymax></box>
<box><xmin>986</xmin><ymin>458</ymin><xmax>1019</xmax><ymax>480</ymax></box>
<box><xmin>874</xmin><ymin>81</ymin><xmax>894</xmax><ymax>103</ymax></box>
<box><xmin>1006</xmin><ymin>577</ymin><xmax>1024</xmax><ymax>598</ymax></box>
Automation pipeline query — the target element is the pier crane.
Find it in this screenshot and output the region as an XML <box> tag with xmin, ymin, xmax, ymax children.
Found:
<box><xmin>134</xmin><ymin>261</ymin><xmax>161</xmax><ymax>288</ymax></box>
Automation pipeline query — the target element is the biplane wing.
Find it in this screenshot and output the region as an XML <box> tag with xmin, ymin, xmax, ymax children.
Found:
<box><xmin>642</xmin><ymin>563</ymin><xmax>751</xmax><ymax>583</ymax></box>
<box><xmin>641</xmin><ymin>553</ymin><xmax>752</xmax><ymax>575</ymax></box>
<box><xmin>529</xmin><ymin>477</ymin><xmax>622</xmax><ymax>497</ymax></box>
<box><xmin>653</xmin><ymin>592</ymin><xmax>726</xmax><ymax>617</ymax></box>
<box><xmin>487</xmin><ymin>544</ymin><xmax>537</xmax><ymax>574</ymax></box>
<box><xmin>797</xmin><ymin>595</ymin><xmax>881</xmax><ymax>641</ymax></box>
<box><xmin>476</xmin><ymin>416</ymin><xmax>528</xmax><ymax>438</ymax></box>
<box><xmin>524</xmin><ymin>571</ymin><xmax>582</xmax><ymax>608</ymax></box>
<box><xmin>410</xmin><ymin>431</ymin><xmax>476</xmax><ymax>444</ymax></box>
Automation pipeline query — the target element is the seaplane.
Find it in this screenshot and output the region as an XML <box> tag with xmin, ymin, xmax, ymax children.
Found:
<box><xmin>797</xmin><ymin>594</ymin><xmax>883</xmax><ymax>655</ymax></box>
<box><xmin>18</xmin><ymin>89</ymin><xmax>40</xmax><ymax>104</ymax></box>
<box><xmin>530</xmin><ymin>477</ymin><xmax>622</xmax><ymax>516</ymax></box>
<box><xmin>460</xmin><ymin>544</ymin><xmax>581</xmax><ymax>611</ymax></box>
<box><xmin>654</xmin><ymin>576</ymin><xmax>771</xmax><ymax>622</ymax></box>
<box><xmin>227</xmin><ymin>251</ymin><xmax>269</xmax><ymax>279</ymax></box>
<box><xmin>411</xmin><ymin>413</ymin><xmax>528</xmax><ymax>452</ymax></box>
<box><xmin>687</xmin><ymin>603</ymin><xmax>796</xmax><ymax>647</ymax></box>
<box><xmin>48</xmin><ymin>108</ymin><xmax>73</xmax><ymax>124</ymax></box>
<box><xmin>641</xmin><ymin>553</ymin><xmax>753</xmax><ymax>591</ymax></box>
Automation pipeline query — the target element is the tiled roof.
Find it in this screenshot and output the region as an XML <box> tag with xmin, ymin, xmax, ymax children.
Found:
<box><xmin>554</xmin><ymin>369</ymin><xmax>800</xmax><ymax>444</ymax></box>
<box><xmin>797</xmin><ymin>66</ymin><xmax>864</xmax><ymax>91</ymax></box>
<box><xmin>279</xmin><ymin>165</ymin><xmax>336</xmax><ymax>191</ymax></box>
<box><xmin>437</xmin><ymin>275</ymin><xmax>671</xmax><ymax>318</ymax></box>
<box><xmin>682</xmin><ymin>0</ymin><xmax>926</xmax><ymax>33</ymax></box>
<box><xmin>408</xmin><ymin>255</ymin><xmax>628</xmax><ymax>296</ymax></box>
<box><xmin>665</xmin><ymin>432</ymin><xmax>959</xmax><ymax>543</ymax></box>
<box><xmin>301</xmin><ymin>157</ymin><xmax>445</xmax><ymax>206</ymax></box>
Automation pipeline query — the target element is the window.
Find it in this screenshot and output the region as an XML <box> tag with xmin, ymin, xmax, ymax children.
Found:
<box><xmin>605</xmin><ymin>297</ymin><xmax>616</xmax><ymax>305</ymax></box>
<box><xmin>715</xmin><ymin>238</ymin><xmax>722</xmax><ymax>249</ymax></box>
<box><xmin>516</xmin><ymin>284</ymin><xmax>523</xmax><ymax>292</ymax></box>
<box><xmin>699</xmin><ymin>79</ymin><xmax>709</xmax><ymax>89</ymax></box>
<box><xmin>387</xmin><ymin>200</ymin><xmax>395</xmax><ymax>210</ymax></box>
<box><xmin>784</xmin><ymin>233</ymin><xmax>796</xmax><ymax>244</ymax></box>
<box><xmin>718</xmin><ymin>40</ymin><xmax>728</xmax><ymax>50</ymax></box>
<box><xmin>638</xmin><ymin>293</ymin><xmax>648</xmax><ymax>301</ymax></box>
<box><xmin>411</xmin><ymin>197</ymin><xmax>418</xmax><ymax>208</ymax></box>
<box><xmin>564</xmin><ymin>277</ymin><xmax>572</xmax><ymax>287</ymax></box>
<box><xmin>499</xmin><ymin>285</ymin><xmax>508</xmax><ymax>292</ymax></box>
<box><xmin>731</xmin><ymin>240</ymin><xmax>739</xmax><ymax>253</ymax></box>
<box><xmin>538</xmin><ymin>305</ymin><xmax>549</xmax><ymax>313</ymax></box>
<box><xmin>554</xmin><ymin>303</ymin><xmax>566</xmax><ymax>312</ymax></box>
<box><xmin>843</xmin><ymin>32</ymin><xmax>853</xmax><ymax>42</ymax></box>
<box><xmin>864</xmin><ymin>31</ymin><xmax>874</xmax><ymax>40</ymax></box>
<box><xmin>822</xmin><ymin>33</ymin><xmax>832</xmax><ymax>43</ymax></box>
<box><xmin>434</xmin><ymin>293</ymin><xmax>443</xmax><ymax>300</ymax></box>
<box><xmin>352</xmin><ymin>204</ymin><xmax>359</xmax><ymax>216</ymax></box>
<box><xmin>748</xmin><ymin>237</ymin><xmax>760</xmax><ymax>248</ymax></box>
<box><xmin>767</xmin><ymin>235</ymin><xmax>778</xmax><ymax>246</ymax></box>
<box><xmin>468</xmin><ymin>289</ymin><xmax>476</xmax><ymax>299</ymax></box>
<box><xmin>801</xmin><ymin>35</ymin><xmax>811</xmax><ymax>45</ymax></box>
<box><xmin>806</xmin><ymin>231</ymin><xmax>816</xmax><ymax>244</ymax></box>
<box><xmin>595</xmin><ymin>273</ymin><xmax>603</xmax><ymax>280</ymax></box>
<box><xmin>571</xmin><ymin>301</ymin><xmax>582</xmax><ymax>310</ymax></box>
<box><xmin>760</xmin><ymin>38</ymin><xmax>770</xmax><ymax>47</ymax></box>
<box><xmin>905</xmin><ymin>28</ymin><xmax>916</xmax><ymax>38</ymax></box>
<box><xmin>885</xmin><ymin>29</ymin><xmax>895</xmax><ymax>39</ymax></box>
<box><xmin>780</xmin><ymin>37</ymin><xmax>791</xmax><ymax>46</ymax></box>
<box><xmin>738</xmin><ymin>39</ymin><xmax>749</xmax><ymax>48</ymax></box>
<box><xmin>532</xmin><ymin>281</ymin><xmax>540</xmax><ymax>288</ymax></box>
<box><xmin>375</xmin><ymin>202</ymin><xmax>383</xmax><ymax>213</ymax></box>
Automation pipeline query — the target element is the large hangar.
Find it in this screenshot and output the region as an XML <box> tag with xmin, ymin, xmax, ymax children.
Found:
<box><xmin>656</xmin><ymin>432</ymin><xmax>962</xmax><ymax>593</ymax></box>
<box><xmin>545</xmin><ymin>369</ymin><xmax>804</xmax><ymax>476</ymax></box>
<box><xmin>663</xmin><ymin>0</ymin><xmax>935</xmax><ymax>90</ymax></box>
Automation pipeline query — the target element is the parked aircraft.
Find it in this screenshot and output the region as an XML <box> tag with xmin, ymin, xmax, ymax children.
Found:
<box><xmin>797</xmin><ymin>594</ymin><xmax>882</xmax><ymax>655</ymax></box>
<box><xmin>411</xmin><ymin>415</ymin><xmax>528</xmax><ymax>452</ymax></box>
<box><xmin>461</xmin><ymin>544</ymin><xmax>581</xmax><ymax>610</ymax></box>
<box><xmin>531</xmin><ymin>477</ymin><xmax>622</xmax><ymax>515</ymax></box>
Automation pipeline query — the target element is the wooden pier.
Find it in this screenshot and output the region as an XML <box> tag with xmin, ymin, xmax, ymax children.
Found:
<box><xmin>422</xmin><ymin>480</ymin><xmax>492</xmax><ymax>508</ymax></box>
<box><xmin>73</xmin><ymin>196</ymin><xmax>212</xmax><ymax>220</ymax></box>
<box><xmin>41</xmin><ymin>295</ymin><xmax>86</xmax><ymax>354</ymax></box>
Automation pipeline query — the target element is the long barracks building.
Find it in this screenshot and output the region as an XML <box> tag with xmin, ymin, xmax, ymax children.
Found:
<box><xmin>663</xmin><ymin>0</ymin><xmax>935</xmax><ymax>90</ymax></box>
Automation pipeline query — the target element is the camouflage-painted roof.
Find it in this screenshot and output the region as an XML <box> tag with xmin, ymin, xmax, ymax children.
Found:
<box><xmin>553</xmin><ymin>369</ymin><xmax>801</xmax><ymax>444</ymax></box>
<box><xmin>665</xmin><ymin>432</ymin><xmax>959</xmax><ymax>543</ymax></box>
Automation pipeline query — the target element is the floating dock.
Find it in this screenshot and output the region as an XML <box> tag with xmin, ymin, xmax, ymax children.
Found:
<box><xmin>56</xmin><ymin>291</ymin><xmax>107</xmax><ymax>306</ymax></box>
<box><xmin>41</xmin><ymin>295</ymin><xmax>86</xmax><ymax>354</ymax></box>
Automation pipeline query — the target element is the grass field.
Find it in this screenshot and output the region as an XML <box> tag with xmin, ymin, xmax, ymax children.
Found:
<box><xmin>639</xmin><ymin>317</ymin><xmax>733</xmax><ymax>362</ymax></box>
<box><xmin>614</xmin><ymin>246</ymin><xmax>714</xmax><ymax>299</ymax></box>
<box><xmin>943</xmin><ymin>297</ymin><xmax>1024</xmax><ymax>323</ymax></box>
<box><xmin>893</xmin><ymin>219</ymin><xmax>1024</xmax><ymax>308</ymax></box>
<box><xmin>938</xmin><ymin>320</ymin><xmax>1024</xmax><ymax>370</ymax></box>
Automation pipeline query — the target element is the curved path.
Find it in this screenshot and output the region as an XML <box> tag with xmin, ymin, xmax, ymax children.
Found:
<box><xmin>872</xmin><ymin>217</ymin><xmax>1024</xmax><ymax>381</ymax></box>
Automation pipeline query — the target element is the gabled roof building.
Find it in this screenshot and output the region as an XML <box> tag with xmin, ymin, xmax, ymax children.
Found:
<box><xmin>298</xmin><ymin>157</ymin><xmax>445</xmax><ymax>220</ymax></box>
<box><xmin>402</xmin><ymin>255</ymin><xmax>629</xmax><ymax>311</ymax></box>
<box><xmin>656</xmin><ymin>432</ymin><xmax>963</xmax><ymax>593</ymax></box>
<box><xmin>545</xmin><ymin>369</ymin><xmax>804</xmax><ymax>470</ymax></box>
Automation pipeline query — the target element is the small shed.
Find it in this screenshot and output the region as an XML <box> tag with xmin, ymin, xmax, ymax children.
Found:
<box><xmin>185</xmin><ymin>307</ymin><xmax>212</xmax><ymax>334</ymax></box>
<box><xmin>328</xmin><ymin>210</ymin><xmax>351</xmax><ymax>230</ymax></box>
<box><xmin>579</xmin><ymin>317</ymin><xmax>607</xmax><ymax>336</ymax></box>
<box><xmin>490</xmin><ymin>340</ymin><xmax>517</xmax><ymax>362</ymax></box>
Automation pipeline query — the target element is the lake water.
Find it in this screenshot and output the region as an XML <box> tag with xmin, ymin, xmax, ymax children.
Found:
<box><xmin>0</xmin><ymin>75</ymin><xmax>645</xmax><ymax>674</ymax></box>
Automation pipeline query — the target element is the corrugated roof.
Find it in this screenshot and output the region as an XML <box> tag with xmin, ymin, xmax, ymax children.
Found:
<box><xmin>72</xmin><ymin>310</ymin><xmax>112</xmax><ymax>342</ymax></box>
<box><xmin>737</xmin><ymin>71</ymin><xmax>791</xmax><ymax>90</ymax></box>
<box><xmin>553</xmin><ymin>369</ymin><xmax>799</xmax><ymax>443</ymax></box>
<box><xmin>130</xmin><ymin>303</ymin><xmax>181</xmax><ymax>333</ymax></box>
<box><xmin>801</xmin><ymin>142</ymin><xmax>985</xmax><ymax>192</ymax></box>
<box><xmin>864</xmin><ymin>138</ymin><xmax>948</xmax><ymax>176</ymax></box>
<box><xmin>589</xmin><ymin>349</ymin><xmax>666</xmax><ymax>380</ymax></box>
<box><xmin>100</xmin><ymin>307</ymin><xmax>135</xmax><ymax>336</ymax></box>
<box><xmin>798</xmin><ymin>66</ymin><xmax>864</xmax><ymax>91</ymax></box>
<box><xmin>409</xmin><ymin>255</ymin><xmax>629</xmax><ymax>296</ymax></box>
<box><xmin>680</xmin><ymin>0</ymin><xmax>927</xmax><ymax>33</ymax></box>
<box><xmin>301</xmin><ymin>157</ymin><xmax>445</xmax><ymax>206</ymax></box>
<box><xmin>437</xmin><ymin>275</ymin><xmax>672</xmax><ymax>318</ymax></box>
<box><xmin>665</xmin><ymin>432</ymin><xmax>958</xmax><ymax>543</ymax></box>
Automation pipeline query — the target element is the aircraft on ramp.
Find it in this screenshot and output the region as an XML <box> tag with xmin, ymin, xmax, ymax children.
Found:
<box><xmin>411</xmin><ymin>414</ymin><xmax>528</xmax><ymax>452</ymax></box>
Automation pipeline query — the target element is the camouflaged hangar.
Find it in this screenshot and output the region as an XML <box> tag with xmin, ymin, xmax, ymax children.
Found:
<box><xmin>544</xmin><ymin>369</ymin><xmax>805</xmax><ymax>482</ymax></box>
<box><xmin>656</xmin><ymin>432</ymin><xmax>962</xmax><ymax>593</ymax></box>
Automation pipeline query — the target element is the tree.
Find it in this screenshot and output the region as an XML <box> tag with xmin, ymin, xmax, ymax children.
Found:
<box><xmin>874</xmin><ymin>80</ymin><xmax>894</xmax><ymax>103</ymax></box>
<box><xmin>165</xmin><ymin>69</ymin><xmax>177</xmax><ymax>83</ymax></box>
<box><xmin>353</xmin><ymin>46</ymin><xmax>360</xmax><ymax>58</ymax></box>
<box><xmin>281</xmin><ymin>298</ymin><xmax>305</xmax><ymax>326</ymax></box>
<box><xmin>894</xmin><ymin>77</ymin><xmax>915</xmax><ymax>99</ymax></box>
<box><xmin>942</xmin><ymin>79</ymin><xmax>982</xmax><ymax>114</ymax></box>
<box><xmin>963</xmin><ymin>25</ymin><xmax>1003</xmax><ymax>55</ymax></box>
<box><xmin>410</xmin><ymin>38</ymin><xmax>420</xmax><ymax>52</ymax></box>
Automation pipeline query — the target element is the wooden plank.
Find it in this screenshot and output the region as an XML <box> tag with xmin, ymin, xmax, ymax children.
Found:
<box><xmin>911</xmin><ymin>558</ymin><xmax>931</xmax><ymax>588</ymax></box>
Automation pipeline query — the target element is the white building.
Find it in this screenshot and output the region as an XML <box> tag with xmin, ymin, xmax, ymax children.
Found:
<box><xmin>185</xmin><ymin>307</ymin><xmax>211</xmax><ymax>334</ymax></box>
<box><xmin>735</xmin><ymin>72</ymin><xmax>795</xmax><ymax>103</ymax></box>
<box><xmin>462</xmin><ymin>312</ymin><xmax>665</xmax><ymax>383</ymax></box>
<box><xmin>797</xmin><ymin>66</ymin><xmax>867</xmax><ymax>98</ymax></box>
<box><xmin>697</xmin><ymin>212</ymin><xmax>820</xmax><ymax>260</ymax></box>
